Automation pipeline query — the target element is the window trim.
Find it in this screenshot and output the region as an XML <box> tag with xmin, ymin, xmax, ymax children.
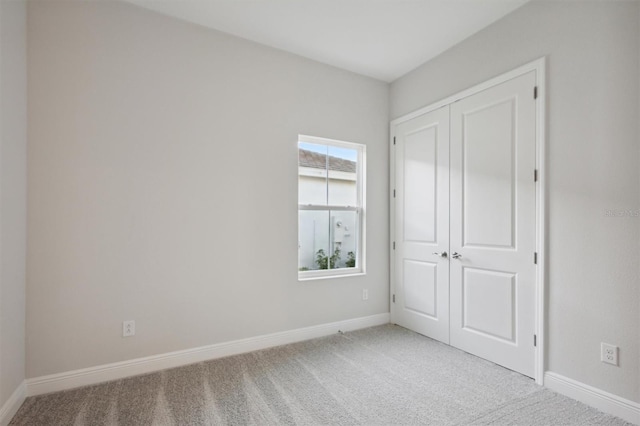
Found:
<box><xmin>298</xmin><ymin>135</ymin><xmax>366</xmax><ymax>281</ymax></box>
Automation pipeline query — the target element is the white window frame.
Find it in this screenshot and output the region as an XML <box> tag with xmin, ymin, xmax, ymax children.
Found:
<box><xmin>298</xmin><ymin>135</ymin><xmax>366</xmax><ymax>281</ymax></box>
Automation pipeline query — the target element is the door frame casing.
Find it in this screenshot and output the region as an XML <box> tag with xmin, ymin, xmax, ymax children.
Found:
<box><xmin>389</xmin><ymin>57</ymin><xmax>546</xmax><ymax>385</ymax></box>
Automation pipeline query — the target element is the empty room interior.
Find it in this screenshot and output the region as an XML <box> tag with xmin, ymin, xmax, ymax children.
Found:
<box><xmin>1</xmin><ymin>0</ymin><xmax>639</xmax><ymax>424</ymax></box>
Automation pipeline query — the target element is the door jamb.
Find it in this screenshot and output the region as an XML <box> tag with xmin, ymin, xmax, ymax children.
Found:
<box><xmin>389</xmin><ymin>57</ymin><xmax>547</xmax><ymax>385</ymax></box>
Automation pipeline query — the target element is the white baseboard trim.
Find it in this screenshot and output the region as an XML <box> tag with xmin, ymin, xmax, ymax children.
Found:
<box><xmin>0</xmin><ymin>381</ymin><xmax>26</xmax><ymax>426</ymax></box>
<box><xmin>26</xmin><ymin>313</ymin><xmax>390</xmax><ymax>397</ymax></box>
<box><xmin>545</xmin><ymin>372</ymin><xmax>640</xmax><ymax>425</ymax></box>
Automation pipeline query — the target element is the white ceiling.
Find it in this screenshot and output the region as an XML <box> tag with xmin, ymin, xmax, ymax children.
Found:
<box><xmin>124</xmin><ymin>0</ymin><xmax>528</xmax><ymax>82</ymax></box>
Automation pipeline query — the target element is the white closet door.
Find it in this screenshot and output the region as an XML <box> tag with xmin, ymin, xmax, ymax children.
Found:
<box><xmin>392</xmin><ymin>106</ymin><xmax>450</xmax><ymax>344</ymax></box>
<box><xmin>449</xmin><ymin>71</ymin><xmax>537</xmax><ymax>377</ymax></box>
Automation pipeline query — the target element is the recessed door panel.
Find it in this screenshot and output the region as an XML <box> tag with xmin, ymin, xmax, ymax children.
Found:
<box><xmin>463</xmin><ymin>267</ymin><xmax>516</xmax><ymax>342</ymax></box>
<box><xmin>463</xmin><ymin>99</ymin><xmax>515</xmax><ymax>248</ymax></box>
<box><xmin>404</xmin><ymin>127</ymin><xmax>437</xmax><ymax>243</ymax></box>
<box><xmin>404</xmin><ymin>260</ymin><xmax>437</xmax><ymax>318</ymax></box>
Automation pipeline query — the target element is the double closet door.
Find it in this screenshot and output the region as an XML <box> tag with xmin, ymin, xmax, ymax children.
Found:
<box><xmin>392</xmin><ymin>71</ymin><xmax>537</xmax><ymax>378</ymax></box>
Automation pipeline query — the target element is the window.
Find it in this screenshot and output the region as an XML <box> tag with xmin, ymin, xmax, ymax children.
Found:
<box><xmin>298</xmin><ymin>135</ymin><xmax>365</xmax><ymax>279</ymax></box>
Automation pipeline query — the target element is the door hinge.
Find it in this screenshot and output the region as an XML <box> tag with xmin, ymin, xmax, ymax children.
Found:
<box><xmin>393</xmin><ymin>189</ymin><xmax>396</xmax><ymax>198</ymax></box>
<box><xmin>534</xmin><ymin>252</ymin><xmax>538</xmax><ymax>264</ymax></box>
<box><xmin>534</xmin><ymin>169</ymin><xmax>538</xmax><ymax>182</ymax></box>
<box><xmin>393</xmin><ymin>294</ymin><xmax>396</xmax><ymax>303</ymax></box>
<box><xmin>534</xmin><ymin>86</ymin><xmax>538</xmax><ymax>99</ymax></box>
<box><xmin>393</xmin><ymin>136</ymin><xmax>396</xmax><ymax>145</ymax></box>
<box><xmin>393</xmin><ymin>241</ymin><xmax>396</xmax><ymax>250</ymax></box>
<box><xmin>534</xmin><ymin>334</ymin><xmax>537</xmax><ymax>347</ymax></box>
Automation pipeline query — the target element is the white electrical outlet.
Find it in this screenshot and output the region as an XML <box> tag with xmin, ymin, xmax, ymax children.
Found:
<box><xmin>362</xmin><ymin>289</ymin><xmax>369</xmax><ymax>301</ymax></box>
<box><xmin>123</xmin><ymin>320</ymin><xmax>135</xmax><ymax>337</ymax></box>
<box><xmin>601</xmin><ymin>342</ymin><xmax>618</xmax><ymax>366</ymax></box>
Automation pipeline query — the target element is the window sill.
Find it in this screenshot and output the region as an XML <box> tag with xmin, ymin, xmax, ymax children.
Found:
<box><xmin>298</xmin><ymin>270</ymin><xmax>366</xmax><ymax>282</ymax></box>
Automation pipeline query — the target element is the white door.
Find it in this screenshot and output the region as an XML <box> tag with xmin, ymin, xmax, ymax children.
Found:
<box><xmin>449</xmin><ymin>71</ymin><xmax>537</xmax><ymax>377</ymax></box>
<box><xmin>392</xmin><ymin>106</ymin><xmax>450</xmax><ymax>344</ymax></box>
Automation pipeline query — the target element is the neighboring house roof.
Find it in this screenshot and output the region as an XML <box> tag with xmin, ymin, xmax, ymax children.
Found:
<box><xmin>299</xmin><ymin>149</ymin><xmax>356</xmax><ymax>173</ymax></box>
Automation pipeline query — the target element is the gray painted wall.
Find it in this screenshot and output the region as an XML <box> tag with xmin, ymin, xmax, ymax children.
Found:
<box><xmin>391</xmin><ymin>0</ymin><xmax>640</xmax><ymax>403</ymax></box>
<box><xmin>0</xmin><ymin>0</ymin><xmax>27</xmax><ymax>409</ymax></box>
<box><xmin>26</xmin><ymin>1</ymin><xmax>389</xmax><ymax>378</ymax></box>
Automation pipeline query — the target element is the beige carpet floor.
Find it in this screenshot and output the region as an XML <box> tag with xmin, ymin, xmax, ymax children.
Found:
<box><xmin>10</xmin><ymin>325</ymin><xmax>631</xmax><ymax>425</ymax></box>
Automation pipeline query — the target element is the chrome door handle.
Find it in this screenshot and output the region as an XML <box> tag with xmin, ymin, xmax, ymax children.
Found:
<box><xmin>432</xmin><ymin>251</ymin><xmax>447</xmax><ymax>258</ymax></box>
<box><xmin>451</xmin><ymin>252</ymin><xmax>462</xmax><ymax>259</ymax></box>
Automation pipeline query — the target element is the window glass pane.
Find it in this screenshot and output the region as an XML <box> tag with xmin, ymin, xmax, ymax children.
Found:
<box><xmin>298</xmin><ymin>142</ymin><xmax>328</xmax><ymax>206</ymax></box>
<box><xmin>328</xmin><ymin>146</ymin><xmax>358</xmax><ymax>206</ymax></box>
<box><xmin>298</xmin><ymin>210</ymin><xmax>329</xmax><ymax>271</ymax></box>
<box><xmin>298</xmin><ymin>210</ymin><xmax>358</xmax><ymax>271</ymax></box>
<box><xmin>330</xmin><ymin>210</ymin><xmax>358</xmax><ymax>269</ymax></box>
